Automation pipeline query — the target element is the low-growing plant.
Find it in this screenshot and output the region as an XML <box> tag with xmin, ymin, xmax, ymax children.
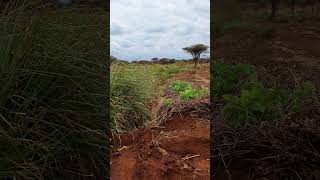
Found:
<box><xmin>211</xmin><ymin>61</ymin><xmax>257</xmax><ymax>100</ymax></box>
<box><xmin>171</xmin><ymin>80</ymin><xmax>208</xmax><ymax>101</ymax></box>
<box><xmin>171</xmin><ymin>80</ymin><xmax>192</xmax><ymax>93</ymax></box>
<box><xmin>163</xmin><ymin>98</ymin><xmax>173</xmax><ymax>107</ymax></box>
<box><xmin>223</xmin><ymin>81</ymin><xmax>316</xmax><ymax>128</ymax></box>
<box><xmin>180</xmin><ymin>87</ymin><xmax>208</xmax><ymax>101</ymax></box>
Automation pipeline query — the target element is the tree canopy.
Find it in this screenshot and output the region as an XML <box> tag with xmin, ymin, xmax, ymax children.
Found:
<box><xmin>183</xmin><ymin>44</ymin><xmax>208</xmax><ymax>67</ymax></box>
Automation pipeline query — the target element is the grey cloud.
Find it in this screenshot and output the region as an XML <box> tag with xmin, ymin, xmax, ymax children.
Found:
<box><xmin>145</xmin><ymin>26</ymin><xmax>167</xmax><ymax>33</ymax></box>
<box><xmin>111</xmin><ymin>22</ymin><xmax>127</xmax><ymax>35</ymax></box>
<box><xmin>111</xmin><ymin>0</ymin><xmax>210</xmax><ymax>61</ymax></box>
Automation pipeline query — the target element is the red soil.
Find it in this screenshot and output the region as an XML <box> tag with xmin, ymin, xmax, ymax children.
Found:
<box><xmin>111</xmin><ymin>116</ymin><xmax>210</xmax><ymax>180</ymax></box>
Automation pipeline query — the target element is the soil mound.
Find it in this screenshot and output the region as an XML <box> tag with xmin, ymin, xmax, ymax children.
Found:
<box><xmin>111</xmin><ymin>115</ymin><xmax>210</xmax><ymax>180</ymax></box>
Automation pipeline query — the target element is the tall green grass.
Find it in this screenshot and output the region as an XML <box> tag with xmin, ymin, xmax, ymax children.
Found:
<box><xmin>0</xmin><ymin>1</ymin><xmax>108</xmax><ymax>179</ymax></box>
<box><xmin>110</xmin><ymin>63</ymin><xmax>159</xmax><ymax>133</ymax></box>
<box><xmin>110</xmin><ymin>63</ymin><xmax>191</xmax><ymax>133</ymax></box>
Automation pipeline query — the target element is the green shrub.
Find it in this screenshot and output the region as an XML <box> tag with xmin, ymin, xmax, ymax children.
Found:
<box><xmin>223</xmin><ymin>81</ymin><xmax>316</xmax><ymax>128</ymax></box>
<box><xmin>171</xmin><ymin>80</ymin><xmax>208</xmax><ymax>101</ymax></box>
<box><xmin>211</xmin><ymin>61</ymin><xmax>257</xmax><ymax>100</ymax></box>
<box><xmin>171</xmin><ymin>80</ymin><xmax>192</xmax><ymax>93</ymax></box>
<box><xmin>180</xmin><ymin>87</ymin><xmax>208</xmax><ymax>101</ymax></box>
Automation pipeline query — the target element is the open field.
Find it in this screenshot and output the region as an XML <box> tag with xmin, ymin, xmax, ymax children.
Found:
<box><xmin>212</xmin><ymin>1</ymin><xmax>320</xmax><ymax>179</ymax></box>
<box><xmin>0</xmin><ymin>2</ymin><xmax>108</xmax><ymax>179</ymax></box>
<box><xmin>110</xmin><ymin>62</ymin><xmax>211</xmax><ymax>179</ymax></box>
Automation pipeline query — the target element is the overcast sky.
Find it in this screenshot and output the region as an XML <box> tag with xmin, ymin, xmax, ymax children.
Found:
<box><xmin>111</xmin><ymin>0</ymin><xmax>210</xmax><ymax>61</ymax></box>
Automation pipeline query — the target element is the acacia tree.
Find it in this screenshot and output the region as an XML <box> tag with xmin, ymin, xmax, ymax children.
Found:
<box><xmin>183</xmin><ymin>44</ymin><xmax>208</xmax><ymax>67</ymax></box>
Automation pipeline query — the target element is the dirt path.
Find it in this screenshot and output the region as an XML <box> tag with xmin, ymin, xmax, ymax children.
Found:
<box><xmin>110</xmin><ymin>67</ymin><xmax>210</xmax><ymax>180</ymax></box>
<box><xmin>271</xmin><ymin>23</ymin><xmax>320</xmax><ymax>69</ymax></box>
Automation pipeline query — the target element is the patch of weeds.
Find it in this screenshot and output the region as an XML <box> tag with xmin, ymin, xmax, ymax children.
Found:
<box><xmin>223</xmin><ymin>81</ymin><xmax>316</xmax><ymax>128</ymax></box>
<box><xmin>171</xmin><ymin>80</ymin><xmax>192</xmax><ymax>93</ymax></box>
<box><xmin>180</xmin><ymin>87</ymin><xmax>208</xmax><ymax>101</ymax></box>
<box><xmin>171</xmin><ymin>80</ymin><xmax>208</xmax><ymax>101</ymax></box>
<box><xmin>163</xmin><ymin>98</ymin><xmax>173</xmax><ymax>107</ymax></box>
<box><xmin>211</xmin><ymin>61</ymin><xmax>257</xmax><ymax>100</ymax></box>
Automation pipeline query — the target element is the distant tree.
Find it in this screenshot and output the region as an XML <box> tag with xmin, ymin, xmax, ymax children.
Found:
<box><xmin>151</xmin><ymin>58</ymin><xmax>159</xmax><ymax>64</ymax></box>
<box><xmin>182</xmin><ymin>44</ymin><xmax>208</xmax><ymax>67</ymax></box>
<box><xmin>169</xmin><ymin>59</ymin><xmax>176</xmax><ymax>64</ymax></box>
<box><xmin>159</xmin><ymin>58</ymin><xmax>170</xmax><ymax>64</ymax></box>
<box><xmin>110</xmin><ymin>55</ymin><xmax>117</xmax><ymax>63</ymax></box>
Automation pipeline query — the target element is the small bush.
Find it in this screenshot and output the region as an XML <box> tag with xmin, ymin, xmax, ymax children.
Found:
<box><xmin>180</xmin><ymin>87</ymin><xmax>208</xmax><ymax>101</ymax></box>
<box><xmin>223</xmin><ymin>81</ymin><xmax>316</xmax><ymax>128</ymax></box>
<box><xmin>171</xmin><ymin>80</ymin><xmax>192</xmax><ymax>93</ymax></box>
<box><xmin>211</xmin><ymin>61</ymin><xmax>257</xmax><ymax>100</ymax></box>
<box><xmin>171</xmin><ymin>80</ymin><xmax>208</xmax><ymax>101</ymax></box>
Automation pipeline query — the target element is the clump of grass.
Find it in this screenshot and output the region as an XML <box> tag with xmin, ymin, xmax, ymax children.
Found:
<box><xmin>110</xmin><ymin>63</ymin><xmax>159</xmax><ymax>133</ymax></box>
<box><xmin>110</xmin><ymin>63</ymin><xmax>193</xmax><ymax>132</ymax></box>
<box><xmin>0</xmin><ymin>1</ymin><xmax>108</xmax><ymax>179</ymax></box>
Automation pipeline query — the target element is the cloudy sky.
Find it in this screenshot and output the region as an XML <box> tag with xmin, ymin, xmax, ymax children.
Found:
<box><xmin>111</xmin><ymin>0</ymin><xmax>210</xmax><ymax>61</ymax></box>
